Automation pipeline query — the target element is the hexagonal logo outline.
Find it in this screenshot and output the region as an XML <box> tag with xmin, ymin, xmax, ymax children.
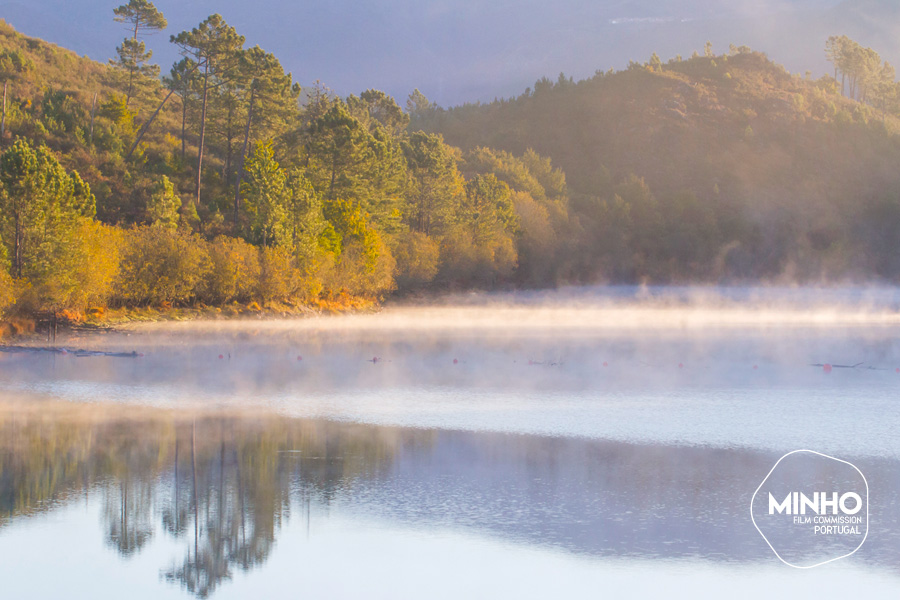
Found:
<box><xmin>750</xmin><ymin>449</ymin><xmax>869</xmax><ymax>569</ymax></box>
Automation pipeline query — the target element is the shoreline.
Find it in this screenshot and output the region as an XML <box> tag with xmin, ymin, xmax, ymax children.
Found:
<box><xmin>0</xmin><ymin>296</ymin><xmax>382</xmax><ymax>343</ymax></box>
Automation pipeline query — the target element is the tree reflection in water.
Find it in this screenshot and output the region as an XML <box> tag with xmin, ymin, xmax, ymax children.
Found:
<box><xmin>0</xmin><ymin>401</ymin><xmax>425</xmax><ymax>598</ymax></box>
<box><xmin>3</xmin><ymin>399</ymin><xmax>900</xmax><ymax>597</ymax></box>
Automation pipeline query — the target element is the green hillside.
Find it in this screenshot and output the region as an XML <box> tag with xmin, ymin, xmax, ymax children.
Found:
<box><xmin>414</xmin><ymin>46</ymin><xmax>900</xmax><ymax>282</ymax></box>
<box><xmin>0</xmin><ymin>18</ymin><xmax>185</xmax><ymax>224</ymax></box>
<box><xmin>0</xmin><ymin>11</ymin><xmax>553</xmax><ymax>318</ymax></box>
<box><xmin>1</xmin><ymin>9</ymin><xmax>900</xmax><ymax>322</ymax></box>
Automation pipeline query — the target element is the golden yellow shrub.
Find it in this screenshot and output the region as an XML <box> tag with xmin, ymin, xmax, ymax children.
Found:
<box><xmin>115</xmin><ymin>226</ymin><xmax>211</xmax><ymax>306</ymax></box>
<box><xmin>201</xmin><ymin>236</ymin><xmax>261</xmax><ymax>304</ymax></box>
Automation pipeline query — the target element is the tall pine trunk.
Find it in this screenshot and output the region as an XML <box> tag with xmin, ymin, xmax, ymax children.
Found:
<box><xmin>13</xmin><ymin>210</ymin><xmax>21</xmax><ymax>278</ymax></box>
<box><xmin>125</xmin><ymin>22</ymin><xmax>139</xmax><ymax>106</ymax></box>
<box><xmin>195</xmin><ymin>60</ymin><xmax>211</xmax><ymax>213</ymax></box>
<box><xmin>233</xmin><ymin>85</ymin><xmax>255</xmax><ymax>226</ymax></box>
<box><xmin>126</xmin><ymin>88</ymin><xmax>176</xmax><ymax>160</ymax></box>
<box><xmin>224</xmin><ymin>104</ymin><xmax>234</xmax><ymax>181</ymax></box>
<box><xmin>1</xmin><ymin>82</ymin><xmax>7</xmax><ymax>141</ymax></box>
<box><xmin>180</xmin><ymin>84</ymin><xmax>188</xmax><ymax>162</ymax></box>
<box><xmin>88</xmin><ymin>91</ymin><xmax>97</xmax><ymax>147</ymax></box>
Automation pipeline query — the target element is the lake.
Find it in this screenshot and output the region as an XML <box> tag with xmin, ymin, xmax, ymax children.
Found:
<box><xmin>1</xmin><ymin>286</ymin><xmax>900</xmax><ymax>598</ymax></box>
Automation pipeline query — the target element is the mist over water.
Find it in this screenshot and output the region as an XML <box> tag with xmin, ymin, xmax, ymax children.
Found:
<box><xmin>2</xmin><ymin>286</ymin><xmax>900</xmax><ymax>457</ymax></box>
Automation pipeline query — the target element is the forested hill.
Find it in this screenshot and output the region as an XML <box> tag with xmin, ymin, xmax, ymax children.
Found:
<box><xmin>1</xmin><ymin>8</ymin><xmax>900</xmax><ymax>322</ymax></box>
<box><xmin>413</xmin><ymin>45</ymin><xmax>900</xmax><ymax>282</ymax></box>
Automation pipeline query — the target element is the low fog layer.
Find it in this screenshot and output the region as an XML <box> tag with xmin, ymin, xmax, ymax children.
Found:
<box><xmin>134</xmin><ymin>284</ymin><xmax>900</xmax><ymax>333</ymax></box>
<box><xmin>2</xmin><ymin>287</ymin><xmax>899</xmax><ymax>456</ymax></box>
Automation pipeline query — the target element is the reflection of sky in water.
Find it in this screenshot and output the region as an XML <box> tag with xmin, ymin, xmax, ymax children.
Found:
<box><xmin>0</xmin><ymin>412</ymin><xmax>899</xmax><ymax>598</ymax></box>
<box><xmin>3</xmin><ymin>506</ymin><xmax>899</xmax><ymax>600</ymax></box>
<box><xmin>3</xmin><ymin>289</ymin><xmax>900</xmax><ymax>597</ymax></box>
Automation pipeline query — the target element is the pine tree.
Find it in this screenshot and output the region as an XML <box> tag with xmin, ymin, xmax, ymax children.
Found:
<box><xmin>146</xmin><ymin>176</ymin><xmax>182</xmax><ymax>230</ymax></box>
<box><xmin>286</xmin><ymin>169</ymin><xmax>326</xmax><ymax>265</ymax></box>
<box><xmin>232</xmin><ymin>46</ymin><xmax>300</xmax><ymax>225</ymax></box>
<box><xmin>0</xmin><ymin>138</ymin><xmax>95</xmax><ymax>279</ymax></box>
<box><xmin>171</xmin><ymin>15</ymin><xmax>245</xmax><ymax>216</ymax></box>
<box><xmin>402</xmin><ymin>131</ymin><xmax>464</xmax><ymax>236</ymax></box>
<box><xmin>162</xmin><ymin>58</ymin><xmax>200</xmax><ymax>162</ymax></box>
<box><xmin>111</xmin><ymin>0</ymin><xmax>167</xmax><ymax>105</ymax></box>
<box><xmin>241</xmin><ymin>141</ymin><xmax>289</xmax><ymax>248</ymax></box>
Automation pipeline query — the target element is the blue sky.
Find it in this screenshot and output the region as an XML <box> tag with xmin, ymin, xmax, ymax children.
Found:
<box><xmin>0</xmin><ymin>0</ymin><xmax>893</xmax><ymax>106</ymax></box>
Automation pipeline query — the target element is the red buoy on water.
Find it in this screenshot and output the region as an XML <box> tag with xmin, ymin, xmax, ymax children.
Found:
<box><xmin>895</xmin><ymin>367</ymin><xmax>899</xmax><ymax>374</ymax></box>
<box><xmin>297</xmin><ymin>355</ymin><xmax>303</xmax><ymax>361</ymax></box>
<box><xmin>678</xmin><ymin>363</ymin><xmax>684</xmax><ymax>369</ymax></box>
<box><xmin>453</xmin><ymin>358</ymin><xmax>458</xmax><ymax>364</ymax></box>
<box><xmin>218</xmin><ymin>354</ymin><xmax>224</xmax><ymax>360</ymax></box>
<box><xmin>823</xmin><ymin>364</ymin><xmax>833</xmax><ymax>374</ymax></box>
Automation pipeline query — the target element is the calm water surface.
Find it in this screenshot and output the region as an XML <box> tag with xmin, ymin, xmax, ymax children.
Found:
<box><xmin>1</xmin><ymin>288</ymin><xmax>900</xmax><ymax>598</ymax></box>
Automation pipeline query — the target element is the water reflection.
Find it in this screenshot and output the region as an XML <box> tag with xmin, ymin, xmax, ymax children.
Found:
<box><xmin>0</xmin><ymin>400</ymin><xmax>899</xmax><ymax>598</ymax></box>
<box><xmin>0</xmin><ymin>401</ymin><xmax>421</xmax><ymax>597</ymax></box>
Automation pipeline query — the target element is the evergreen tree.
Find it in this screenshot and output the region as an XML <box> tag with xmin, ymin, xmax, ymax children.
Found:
<box><xmin>111</xmin><ymin>0</ymin><xmax>167</xmax><ymax>105</ymax></box>
<box><xmin>402</xmin><ymin>131</ymin><xmax>463</xmax><ymax>236</ymax></box>
<box><xmin>241</xmin><ymin>141</ymin><xmax>289</xmax><ymax>248</ymax></box>
<box><xmin>163</xmin><ymin>58</ymin><xmax>200</xmax><ymax>162</ymax></box>
<box><xmin>146</xmin><ymin>175</ymin><xmax>182</xmax><ymax>230</ymax></box>
<box><xmin>406</xmin><ymin>88</ymin><xmax>437</xmax><ymax>126</ymax></box>
<box><xmin>0</xmin><ymin>138</ymin><xmax>95</xmax><ymax>279</ymax></box>
<box><xmin>286</xmin><ymin>169</ymin><xmax>326</xmax><ymax>266</ymax></box>
<box><xmin>171</xmin><ymin>15</ymin><xmax>245</xmax><ymax>216</ymax></box>
<box><xmin>348</xmin><ymin>89</ymin><xmax>410</xmax><ymax>136</ymax></box>
<box><xmin>304</xmin><ymin>100</ymin><xmax>374</xmax><ymax>202</ymax></box>
<box><xmin>232</xmin><ymin>46</ymin><xmax>301</xmax><ymax>225</ymax></box>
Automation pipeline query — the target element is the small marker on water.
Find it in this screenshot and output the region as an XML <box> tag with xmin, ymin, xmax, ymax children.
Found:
<box><xmin>603</xmin><ymin>361</ymin><xmax>608</xmax><ymax>367</ymax></box>
<box><xmin>678</xmin><ymin>363</ymin><xmax>684</xmax><ymax>369</ymax></box>
<box><xmin>823</xmin><ymin>364</ymin><xmax>833</xmax><ymax>374</ymax></box>
<box><xmin>218</xmin><ymin>354</ymin><xmax>224</xmax><ymax>360</ymax></box>
<box><xmin>453</xmin><ymin>358</ymin><xmax>458</xmax><ymax>364</ymax></box>
<box><xmin>753</xmin><ymin>365</ymin><xmax>758</xmax><ymax>370</ymax></box>
<box><xmin>297</xmin><ymin>355</ymin><xmax>303</xmax><ymax>361</ymax></box>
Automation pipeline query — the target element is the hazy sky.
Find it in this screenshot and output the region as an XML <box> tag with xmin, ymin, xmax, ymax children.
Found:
<box><xmin>0</xmin><ymin>0</ymin><xmax>894</xmax><ymax>106</ymax></box>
